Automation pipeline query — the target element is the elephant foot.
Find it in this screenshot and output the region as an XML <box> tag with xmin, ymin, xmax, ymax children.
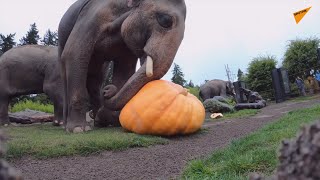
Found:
<box><xmin>52</xmin><ymin>120</ymin><xmax>64</xmax><ymax>126</ymax></box>
<box><xmin>0</xmin><ymin>118</ymin><xmax>10</xmax><ymax>127</ymax></box>
<box><xmin>65</xmin><ymin>117</ymin><xmax>92</xmax><ymax>133</ymax></box>
<box><xmin>66</xmin><ymin>124</ymin><xmax>92</xmax><ymax>133</ymax></box>
<box><xmin>94</xmin><ymin>107</ymin><xmax>120</xmax><ymax>128</ymax></box>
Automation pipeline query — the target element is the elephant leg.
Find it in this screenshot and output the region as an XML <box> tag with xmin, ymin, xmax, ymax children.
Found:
<box><xmin>52</xmin><ymin>102</ymin><xmax>64</xmax><ymax>126</ymax></box>
<box><xmin>87</xmin><ymin>60</ymin><xmax>104</xmax><ymax>119</ymax></box>
<box><xmin>64</xmin><ymin>59</ymin><xmax>92</xmax><ymax>133</ymax></box>
<box><xmin>59</xmin><ymin>20</ymin><xmax>98</xmax><ymax>133</ymax></box>
<box><xmin>0</xmin><ymin>96</ymin><xmax>9</xmax><ymax>126</ymax></box>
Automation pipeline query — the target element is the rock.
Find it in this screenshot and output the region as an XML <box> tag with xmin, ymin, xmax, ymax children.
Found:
<box><xmin>9</xmin><ymin>109</ymin><xmax>54</xmax><ymax>124</ymax></box>
<box><xmin>0</xmin><ymin>130</ymin><xmax>23</xmax><ymax>180</ymax></box>
<box><xmin>252</xmin><ymin>120</ymin><xmax>320</xmax><ymax>180</ymax></box>
<box><xmin>235</xmin><ymin>100</ymin><xmax>267</xmax><ymax>110</ymax></box>
<box><xmin>275</xmin><ymin>120</ymin><xmax>320</xmax><ymax>180</ymax></box>
<box><xmin>203</xmin><ymin>98</ymin><xmax>234</xmax><ymax>113</ymax></box>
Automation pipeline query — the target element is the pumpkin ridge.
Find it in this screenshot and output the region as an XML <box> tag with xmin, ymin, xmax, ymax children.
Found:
<box><xmin>173</xmin><ymin>95</ymin><xmax>192</xmax><ymax>134</ymax></box>
<box><xmin>150</xmin><ymin>91</ymin><xmax>182</xmax><ymax>134</ymax></box>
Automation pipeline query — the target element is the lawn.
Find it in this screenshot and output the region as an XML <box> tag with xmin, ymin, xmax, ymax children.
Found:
<box><xmin>182</xmin><ymin>105</ymin><xmax>320</xmax><ymax>180</ymax></box>
<box><xmin>222</xmin><ymin>109</ymin><xmax>259</xmax><ymax>120</ymax></box>
<box><xmin>4</xmin><ymin>125</ymin><xmax>167</xmax><ymax>159</ymax></box>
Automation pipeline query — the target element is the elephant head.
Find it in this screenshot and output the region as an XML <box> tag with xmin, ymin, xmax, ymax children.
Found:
<box><xmin>226</xmin><ymin>81</ymin><xmax>236</xmax><ymax>96</ymax></box>
<box><xmin>103</xmin><ymin>0</ymin><xmax>186</xmax><ymax>110</ymax></box>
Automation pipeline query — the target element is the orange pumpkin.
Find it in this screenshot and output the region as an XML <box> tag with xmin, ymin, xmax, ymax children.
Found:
<box><xmin>119</xmin><ymin>80</ymin><xmax>205</xmax><ymax>136</ymax></box>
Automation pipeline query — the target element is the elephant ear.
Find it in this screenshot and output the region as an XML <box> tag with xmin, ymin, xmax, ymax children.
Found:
<box><xmin>127</xmin><ymin>0</ymin><xmax>142</xmax><ymax>7</ymax></box>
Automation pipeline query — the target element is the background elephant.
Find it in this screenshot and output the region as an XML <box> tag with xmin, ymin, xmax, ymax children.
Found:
<box><xmin>199</xmin><ymin>79</ymin><xmax>235</xmax><ymax>101</ymax></box>
<box><xmin>0</xmin><ymin>45</ymin><xmax>63</xmax><ymax>125</ymax></box>
<box><xmin>58</xmin><ymin>0</ymin><xmax>186</xmax><ymax>132</ymax></box>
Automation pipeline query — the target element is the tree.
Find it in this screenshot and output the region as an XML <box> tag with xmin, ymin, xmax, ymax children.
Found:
<box><xmin>171</xmin><ymin>63</ymin><xmax>186</xmax><ymax>86</ymax></box>
<box><xmin>0</xmin><ymin>33</ymin><xmax>16</xmax><ymax>54</ymax></box>
<box><xmin>237</xmin><ymin>68</ymin><xmax>244</xmax><ymax>81</ymax></box>
<box><xmin>41</xmin><ymin>29</ymin><xmax>58</xmax><ymax>46</ymax></box>
<box><xmin>282</xmin><ymin>37</ymin><xmax>320</xmax><ymax>82</ymax></box>
<box><xmin>19</xmin><ymin>23</ymin><xmax>40</xmax><ymax>45</ymax></box>
<box><xmin>187</xmin><ymin>80</ymin><xmax>194</xmax><ymax>88</ymax></box>
<box><xmin>247</xmin><ymin>55</ymin><xmax>277</xmax><ymax>99</ymax></box>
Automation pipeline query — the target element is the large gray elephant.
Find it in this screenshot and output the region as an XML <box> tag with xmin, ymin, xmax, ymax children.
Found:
<box><xmin>0</xmin><ymin>45</ymin><xmax>63</xmax><ymax>125</ymax></box>
<box><xmin>199</xmin><ymin>79</ymin><xmax>235</xmax><ymax>101</ymax></box>
<box><xmin>58</xmin><ymin>0</ymin><xmax>186</xmax><ymax>132</ymax></box>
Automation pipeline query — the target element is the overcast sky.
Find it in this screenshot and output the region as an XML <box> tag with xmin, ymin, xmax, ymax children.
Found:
<box><xmin>1</xmin><ymin>0</ymin><xmax>319</xmax><ymax>85</ymax></box>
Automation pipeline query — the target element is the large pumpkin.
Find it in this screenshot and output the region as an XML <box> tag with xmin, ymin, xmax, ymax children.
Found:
<box><xmin>119</xmin><ymin>80</ymin><xmax>205</xmax><ymax>136</ymax></box>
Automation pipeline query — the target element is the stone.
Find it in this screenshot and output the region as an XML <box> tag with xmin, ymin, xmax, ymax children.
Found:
<box><xmin>203</xmin><ymin>98</ymin><xmax>234</xmax><ymax>113</ymax></box>
<box><xmin>9</xmin><ymin>109</ymin><xmax>54</xmax><ymax>124</ymax></box>
<box><xmin>252</xmin><ymin>120</ymin><xmax>320</xmax><ymax>180</ymax></box>
<box><xmin>0</xmin><ymin>130</ymin><xmax>23</xmax><ymax>180</ymax></box>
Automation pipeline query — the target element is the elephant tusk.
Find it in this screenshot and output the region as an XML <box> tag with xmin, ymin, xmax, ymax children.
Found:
<box><xmin>146</xmin><ymin>56</ymin><xmax>153</xmax><ymax>77</ymax></box>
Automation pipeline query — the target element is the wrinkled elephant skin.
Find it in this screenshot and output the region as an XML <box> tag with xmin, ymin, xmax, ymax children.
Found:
<box><xmin>58</xmin><ymin>0</ymin><xmax>186</xmax><ymax>132</ymax></box>
<box><xmin>0</xmin><ymin>45</ymin><xmax>63</xmax><ymax>125</ymax></box>
<box><xmin>199</xmin><ymin>79</ymin><xmax>235</xmax><ymax>101</ymax></box>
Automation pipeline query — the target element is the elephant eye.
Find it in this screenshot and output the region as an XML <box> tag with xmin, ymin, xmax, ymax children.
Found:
<box><xmin>156</xmin><ymin>13</ymin><xmax>173</xmax><ymax>29</ymax></box>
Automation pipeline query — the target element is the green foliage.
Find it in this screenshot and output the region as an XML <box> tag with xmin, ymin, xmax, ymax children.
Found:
<box><xmin>187</xmin><ymin>87</ymin><xmax>200</xmax><ymax>100</ymax></box>
<box><xmin>282</xmin><ymin>37</ymin><xmax>320</xmax><ymax>82</ymax></box>
<box><xmin>5</xmin><ymin>125</ymin><xmax>167</xmax><ymax>159</ymax></box>
<box><xmin>41</xmin><ymin>29</ymin><xmax>58</xmax><ymax>46</ymax></box>
<box><xmin>0</xmin><ymin>33</ymin><xmax>16</xmax><ymax>53</ymax></box>
<box><xmin>182</xmin><ymin>105</ymin><xmax>320</xmax><ymax>180</ymax></box>
<box><xmin>247</xmin><ymin>55</ymin><xmax>277</xmax><ymax>100</ymax></box>
<box><xmin>171</xmin><ymin>63</ymin><xmax>186</xmax><ymax>86</ymax></box>
<box><xmin>19</xmin><ymin>23</ymin><xmax>40</xmax><ymax>45</ymax></box>
<box><xmin>10</xmin><ymin>94</ymin><xmax>53</xmax><ymax>107</ymax></box>
<box><xmin>10</xmin><ymin>100</ymin><xmax>53</xmax><ymax>114</ymax></box>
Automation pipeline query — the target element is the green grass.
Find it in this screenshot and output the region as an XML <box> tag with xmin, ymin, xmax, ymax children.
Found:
<box><xmin>288</xmin><ymin>95</ymin><xmax>317</xmax><ymax>102</ymax></box>
<box><xmin>4</xmin><ymin>125</ymin><xmax>167</xmax><ymax>159</ymax></box>
<box><xmin>182</xmin><ymin>105</ymin><xmax>320</xmax><ymax>180</ymax></box>
<box><xmin>10</xmin><ymin>100</ymin><xmax>53</xmax><ymax>113</ymax></box>
<box><xmin>222</xmin><ymin>109</ymin><xmax>260</xmax><ymax>120</ymax></box>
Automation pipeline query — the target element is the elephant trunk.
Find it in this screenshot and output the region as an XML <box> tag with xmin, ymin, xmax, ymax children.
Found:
<box><xmin>104</xmin><ymin>32</ymin><xmax>183</xmax><ymax>110</ymax></box>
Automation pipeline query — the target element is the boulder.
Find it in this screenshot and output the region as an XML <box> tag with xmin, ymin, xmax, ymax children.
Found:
<box><xmin>0</xmin><ymin>130</ymin><xmax>23</xmax><ymax>180</ymax></box>
<box><xmin>9</xmin><ymin>109</ymin><xmax>54</xmax><ymax>124</ymax></box>
<box><xmin>203</xmin><ymin>98</ymin><xmax>234</xmax><ymax>113</ymax></box>
<box><xmin>250</xmin><ymin>119</ymin><xmax>320</xmax><ymax>180</ymax></box>
<box><xmin>235</xmin><ymin>100</ymin><xmax>266</xmax><ymax>110</ymax></box>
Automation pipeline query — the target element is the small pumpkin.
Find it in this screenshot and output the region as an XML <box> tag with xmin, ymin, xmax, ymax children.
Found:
<box><xmin>119</xmin><ymin>80</ymin><xmax>205</xmax><ymax>136</ymax></box>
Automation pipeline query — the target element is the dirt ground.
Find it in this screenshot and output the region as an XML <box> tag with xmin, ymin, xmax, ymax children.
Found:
<box><xmin>11</xmin><ymin>97</ymin><xmax>320</xmax><ymax>180</ymax></box>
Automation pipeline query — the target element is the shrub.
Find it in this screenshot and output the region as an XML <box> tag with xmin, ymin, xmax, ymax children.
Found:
<box><xmin>10</xmin><ymin>100</ymin><xmax>53</xmax><ymax>113</ymax></box>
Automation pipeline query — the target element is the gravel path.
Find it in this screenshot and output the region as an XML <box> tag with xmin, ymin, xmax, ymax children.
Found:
<box><xmin>11</xmin><ymin>97</ymin><xmax>320</xmax><ymax>180</ymax></box>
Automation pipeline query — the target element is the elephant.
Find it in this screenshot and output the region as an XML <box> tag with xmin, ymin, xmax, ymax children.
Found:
<box><xmin>0</xmin><ymin>45</ymin><xmax>63</xmax><ymax>126</ymax></box>
<box><xmin>199</xmin><ymin>79</ymin><xmax>235</xmax><ymax>101</ymax></box>
<box><xmin>58</xmin><ymin>0</ymin><xmax>186</xmax><ymax>132</ymax></box>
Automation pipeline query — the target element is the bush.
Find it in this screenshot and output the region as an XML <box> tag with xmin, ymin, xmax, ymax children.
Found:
<box><xmin>246</xmin><ymin>55</ymin><xmax>277</xmax><ymax>100</ymax></box>
<box><xmin>283</xmin><ymin>37</ymin><xmax>320</xmax><ymax>82</ymax></box>
<box><xmin>187</xmin><ymin>87</ymin><xmax>201</xmax><ymax>101</ymax></box>
<box><xmin>10</xmin><ymin>100</ymin><xmax>53</xmax><ymax>114</ymax></box>
<box><xmin>10</xmin><ymin>94</ymin><xmax>53</xmax><ymax>107</ymax></box>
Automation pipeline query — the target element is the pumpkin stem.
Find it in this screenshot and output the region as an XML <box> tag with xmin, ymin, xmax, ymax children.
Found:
<box><xmin>181</xmin><ymin>88</ymin><xmax>188</xmax><ymax>96</ymax></box>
